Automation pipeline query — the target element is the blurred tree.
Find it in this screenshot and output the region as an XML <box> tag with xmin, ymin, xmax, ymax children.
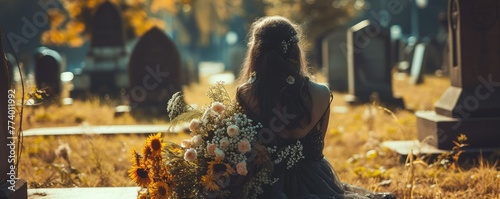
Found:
<box><xmin>263</xmin><ymin>0</ymin><xmax>364</xmax><ymax>68</ymax></box>
<box><xmin>41</xmin><ymin>0</ymin><xmax>242</xmax><ymax>47</ymax></box>
<box><xmin>264</xmin><ymin>0</ymin><xmax>364</xmax><ymax>44</ymax></box>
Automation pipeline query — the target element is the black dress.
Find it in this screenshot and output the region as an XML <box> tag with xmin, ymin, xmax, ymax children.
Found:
<box><xmin>239</xmin><ymin>94</ymin><xmax>380</xmax><ymax>199</ymax></box>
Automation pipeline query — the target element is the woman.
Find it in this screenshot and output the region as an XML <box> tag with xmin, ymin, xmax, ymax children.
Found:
<box><xmin>236</xmin><ymin>16</ymin><xmax>395</xmax><ymax>199</ymax></box>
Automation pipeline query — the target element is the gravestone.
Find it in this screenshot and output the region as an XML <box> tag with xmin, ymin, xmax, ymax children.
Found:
<box><xmin>423</xmin><ymin>41</ymin><xmax>444</xmax><ymax>75</ymax></box>
<box><xmin>345</xmin><ymin>20</ymin><xmax>405</xmax><ymax>109</ymax></box>
<box><xmin>74</xmin><ymin>1</ymin><xmax>128</xmax><ymax>97</ymax></box>
<box><xmin>409</xmin><ymin>43</ymin><xmax>426</xmax><ymax>84</ymax></box>
<box><xmin>323</xmin><ymin>29</ymin><xmax>348</xmax><ymax>92</ymax></box>
<box><xmin>398</xmin><ymin>37</ymin><xmax>418</xmax><ymax>73</ymax></box>
<box><xmin>1</xmin><ymin>29</ymin><xmax>28</xmax><ymax>199</ymax></box>
<box><xmin>417</xmin><ymin>0</ymin><xmax>500</xmax><ymax>150</ymax></box>
<box><xmin>34</xmin><ymin>47</ymin><xmax>62</xmax><ymax>98</ymax></box>
<box><xmin>128</xmin><ymin>27</ymin><xmax>182</xmax><ymax>114</ymax></box>
<box><xmin>390</xmin><ymin>25</ymin><xmax>404</xmax><ymax>69</ymax></box>
<box><xmin>5</xmin><ymin>53</ymin><xmax>19</xmax><ymax>85</ymax></box>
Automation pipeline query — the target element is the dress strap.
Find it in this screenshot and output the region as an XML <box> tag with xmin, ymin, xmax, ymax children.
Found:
<box><xmin>311</xmin><ymin>92</ymin><xmax>333</xmax><ymax>131</ymax></box>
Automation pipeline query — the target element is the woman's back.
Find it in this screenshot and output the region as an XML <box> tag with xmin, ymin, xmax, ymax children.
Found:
<box><xmin>235</xmin><ymin>15</ymin><xmax>395</xmax><ymax>199</ymax></box>
<box><xmin>238</xmin><ymin>81</ymin><xmax>331</xmax><ymax>140</ymax></box>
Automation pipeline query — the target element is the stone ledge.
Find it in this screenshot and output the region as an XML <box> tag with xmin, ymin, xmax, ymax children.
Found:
<box><xmin>28</xmin><ymin>187</ymin><xmax>140</xmax><ymax>199</ymax></box>
<box><xmin>382</xmin><ymin>140</ymin><xmax>500</xmax><ymax>164</ymax></box>
<box><xmin>381</xmin><ymin>140</ymin><xmax>446</xmax><ymax>156</ymax></box>
<box><xmin>22</xmin><ymin>125</ymin><xmax>179</xmax><ymax>137</ymax></box>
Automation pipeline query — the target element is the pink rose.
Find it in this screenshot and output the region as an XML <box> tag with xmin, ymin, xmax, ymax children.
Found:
<box><xmin>189</xmin><ymin>119</ymin><xmax>201</xmax><ymax>133</ymax></box>
<box><xmin>184</xmin><ymin>148</ymin><xmax>197</xmax><ymax>162</ymax></box>
<box><xmin>215</xmin><ymin>148</ymin><xmax>225</xmax><ymax>160</ymax></box>
<box><xmin>219</xmin><ymin>138</ymin><xmax>230</xmax><ymax>149</ymax></box>
<box><xmin>236</xmin><ymin>162</ymin><xmax>248</xmax><ymax>176</ymax></box>
<box><xmin>237</xmin><ymin>139</ymin><xmax>251</xmax><ymax>154</ymax></box>
<box><xmin>211</xmin><ymin>102</ymin><xmax>225</xmax><ymax>115</ymax></box>
<box><xmin>191</xmin><ymin>135</ymin><xmax>202</xmax><ymax>147</ymax></box>
<box><xmin>207</xmin><ymin>143</ymin><xmax>217</xmax><ymax>156</ymax></box>
<box><xmin>181</xmin><ymin>139</ymin><xmax>192</xmax><ymax>148</ymax></box>
<box><xmin>227</xmin><ymin>125</ymin><xmax>240</xmax><ymax>137</ymax></box>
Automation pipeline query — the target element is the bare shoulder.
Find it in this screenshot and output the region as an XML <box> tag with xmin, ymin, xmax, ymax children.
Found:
<box><xmin>307</xmin><ymin>81</ymin><xmax>331</xmax><ymax>104</ymax></box>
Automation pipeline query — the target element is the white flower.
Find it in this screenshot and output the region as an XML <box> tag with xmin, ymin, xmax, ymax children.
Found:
<box><xmin>184</xmin><ymin>148</ymin><xmax>197</xmax><ymax>162</ymax></box>
<box><xmin>207</xmin><ymin>143</ymin><xmax>217</xmax><ymax>156</ymax></box>
<box><xmin>236</xmin><ymin>161</ymin><xmax>248</xmax><ymax>176</ymax></box>
<box><xmin>219</xmin><ymin>138</ymin><xmax>230</xmax><ymax>149</ymax></box>
<box><xmin>286</xmin><ymin>75</ymin><xmax>295</xmax><ymax>85</ymax></box>
<box><xmin>191</xmin><ymin>135</ymin><xmax>203</xmax><ymax>147</ymax></box>
<box><xmin>227</xmin><ymin>125</ymin><xmax>240</xmax><ymax>137</ymax></box>
<box><xmin>211</xmin><ymin>102</ymin><xmax>225</xmax><ymax>115</ymax></box>
<box><xmin>215</xmin><ymin>148</ymin><xmax>225</xmax><ymax>160</ymax></box>
<box><xmin>181</xmin><ymin>139</ymin><xmax>192</xmax><ymax>148</ymax></box>
<box><xmin>189</xmin><ymin>119</ymin><xmax>201</xmax><ymax>133</ymax></box>
<box><xmin>237</xmin><ymin>139</ymin><xmax>251</xmax><ymax>154</ymax></box>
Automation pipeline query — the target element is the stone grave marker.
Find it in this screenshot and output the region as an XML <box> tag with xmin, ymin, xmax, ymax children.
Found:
<box><xmin>323</xmin><ymin>29</ymin><xmax>348</xmax><ymax>92</ymax></box>
<box><xmin>74</xmin><ymin>1</ymin><xmax>127</xmax><ymax>97</ymax></box>
<box><xmin>409</xmin><ymin>43</ymin><xmax>426</xmax><ymax>84</ymax></box>
<box><xmin>128</xmin><ymin>27</ymin><xmax>182</xmax><ymax>114</ymax></box>
<box><xmin>90</xmin><ymin>1</ymin><xmax>125</xmax><ymax>48</ymax></box>
<box><xmin>34</xmin><ymin>47</ymin><xmax>62</xmax><ymax>98</ymax></box>
<box><xmin>390</xmin><ymin>25</ymin><xmax>404</xmax><ymax>69</ymax></box>
<box><xmin>5</xmin><ymin>53</ymin><xmax>23</xmax><ymax>86</ymax></box>
<box><xmin>345</xmin><ymin>20</ymin><xmax>405</xmax><ymax>109</ymax></box>
<box><xmin>417</xmin><ymin>0</ymin><xmax>500</xmax><ymax>150</ymax></box>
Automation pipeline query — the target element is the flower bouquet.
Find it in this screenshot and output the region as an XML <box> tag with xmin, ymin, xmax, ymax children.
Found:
<box><xmin>129</xmin><ymin>83</ymin><xmax>275</xmax><ymax>199</ymax></box>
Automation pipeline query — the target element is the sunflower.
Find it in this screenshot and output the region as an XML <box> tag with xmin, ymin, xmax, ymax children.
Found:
<box><xmin>130</xmin><ymin>147</ymin><xmax>141</xmax><ymax>166</ymax></box>
<box><xmin>149</xmin><ymin>181</ymin><xmax>172</xmax><ymax>199</ymax></box>
<box><xmin>128</xmin><ymin>165</ymin><xmax>151</xmax><ymax>187</ymax></box>
<box><xmin>147</xmin><ymin>133</ymin><xmax>164</xmax><ymax>157</ymax></box>
<box><xmin>207</xmin><ymin>159</ymin><xmax>235</xmax><ymax>177</ymax></box>
<box><xmin>137</xmin><ymin>190</ymin><xmax>148</xmax><ymax>199</ymax></box>
<box><xmin>201</xmin><ymin>174</ymin><xmax>219</xmax><ymax>191</ymax></box>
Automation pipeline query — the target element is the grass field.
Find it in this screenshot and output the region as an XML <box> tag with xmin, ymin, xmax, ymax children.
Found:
<box><xmin>17</xmin><ymin>73</ymin><xmax>500</xmax><ymax>199</ymax></box>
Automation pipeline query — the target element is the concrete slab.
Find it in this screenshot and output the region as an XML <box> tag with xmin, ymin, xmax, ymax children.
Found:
<box><xmin>28</xmin><ymin>187</ymin><xmax>140</xmax><ymax>199</ymax></box>
<box><xmin>382</xmin><ymin>140</ymin><xmax>500</xmax><ymax>164</ymax></box>
<box><xmin>381</xmin><ymin>140</ymin><xmax>446</xmax><ymax>156</ymax></box>
<box><xmin>22</xmin><ymin>124</ymin><xmax>183</xmax><ymax>137</ymax></box>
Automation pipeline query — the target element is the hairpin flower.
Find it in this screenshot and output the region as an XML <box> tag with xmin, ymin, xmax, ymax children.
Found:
<box><xmin>286</xmin><ymin>75</ymin><xmax>295</xmax><ymax>85</ymax></box>
<box><xmin>281</xmin><ymin>35</ymin><xmax>299</xmax><ymax>54</ymax></box>
<box><xmin>248</xmin><ymin>72</ymin><xmax>256</xmax><ymax>83</ymax></box>
<box><xmin>282</xmin><ymin>40</ymin><xmax>289</xmax><ymax>54</ymax></box>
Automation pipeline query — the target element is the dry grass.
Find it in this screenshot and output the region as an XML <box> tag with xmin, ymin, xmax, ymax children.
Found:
<box><xmin>17</xmin><ymin>73</ymin><xmax>500</xmax><ymax>199</ymax></box>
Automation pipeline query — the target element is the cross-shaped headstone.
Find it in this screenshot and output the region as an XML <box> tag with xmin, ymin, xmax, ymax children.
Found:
<box><xmin>417</xmin><ymin>0</ymin><xmax>500</xmax><ymax>150</ymax></box>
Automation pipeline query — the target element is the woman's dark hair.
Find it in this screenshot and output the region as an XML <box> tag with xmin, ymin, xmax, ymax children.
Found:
<box><xmin>237</xmin><ymin>16</ymin><xmax>312</xmax><ymax>129</ymax></box>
